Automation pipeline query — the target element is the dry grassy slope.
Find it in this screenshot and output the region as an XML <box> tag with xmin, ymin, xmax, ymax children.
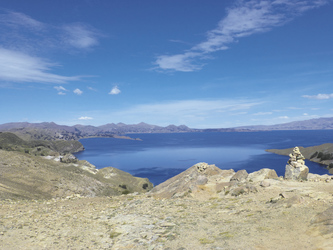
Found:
<box><xmin>0</xmin><ymin>150</ymin><xmax>152</xmax><ymax>200</ymax></box>
<box><xmin>0</xmin><ymin>132</ymin><xmax>84</xmax><ymax>155</ymax></box>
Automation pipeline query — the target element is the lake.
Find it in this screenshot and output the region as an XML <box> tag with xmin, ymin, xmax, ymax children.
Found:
<box><xmin>74</xmin><ymin>130</ymin><xmax>333</xmax><ymax>185</ymax></box>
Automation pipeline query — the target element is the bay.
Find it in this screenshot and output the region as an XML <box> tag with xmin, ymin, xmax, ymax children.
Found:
<box><xmin>74</xmin><ymin>131</ymin><xmax>333</xmax><ymax>185</ymax></box>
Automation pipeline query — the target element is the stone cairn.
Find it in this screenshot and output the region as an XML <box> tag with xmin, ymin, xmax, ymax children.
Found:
<box><xmin>284</xmin><ymin>146</ymin><xmax>309</xmax><ymax>181</ymax></box>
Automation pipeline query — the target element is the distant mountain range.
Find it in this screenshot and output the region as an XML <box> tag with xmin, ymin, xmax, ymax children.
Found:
<box><xmin>0</xmin><ymin>122</ymin><xmax>194</xmax><ymax>141</ymax></box>
<box><xmin>236</xmin><ymin>117</ymin><xmax>333</xmax><ymax>131</ymax></box>
<box><xmin>0</xmin><ymin>117</ymin><xmax>333</xmax><ymax>141</ymax></box>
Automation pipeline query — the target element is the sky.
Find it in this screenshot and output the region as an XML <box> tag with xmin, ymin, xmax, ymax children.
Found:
<box><xmin>0</xmin><ymin>0</ymin><xmax>332</xmax><ymax>129</ymax></box>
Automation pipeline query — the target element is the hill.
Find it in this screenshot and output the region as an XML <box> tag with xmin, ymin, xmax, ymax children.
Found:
<box><xmin>2</xmin><ymin>117</ymin><xmax>333</xmax><ymax>140</ymax></box>
<box><xmin>238</xmin><ymin>117</ymin><xmax>333</xmax><ymax>131</ymax></box>
<box><xmin>0</xmin><ymin>132</ymin><xmax>84</xmax><ymax>155</ymax></box>
<box><xmin>0</xmin><ymin>149</ymin><xmax>152</xmax><ymax>200</ymax></box>
<box><xmin>0</xmin><ymin>122</ymin><xmax>193</xmax><ymax>141</ymax></box>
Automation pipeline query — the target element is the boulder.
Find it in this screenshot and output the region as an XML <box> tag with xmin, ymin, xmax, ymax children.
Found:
<box><xmin>196</xmin><ymin>175</ymin><xmax>208</xmax><ymax>185</ymax></box>
<box><xmin>260</xmin><ymin>180</ymin><xmax>271</xmax><ymax>187</ymax></box>
<box><xmin>230</xmin><ymin>170</ymin><xmax>248</xmax><ymax>182</ymax></box>
<box><xmin>284</xmin><ymin>164</ymin><xmax>309</xmax><ymax>181</ymax></box>
<box><xmin>247</xmin><ymin>168</ymin><xmax>278</xmax><ymax>182</ymax></box>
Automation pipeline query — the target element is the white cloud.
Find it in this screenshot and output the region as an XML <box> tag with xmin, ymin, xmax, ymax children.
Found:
<box><xmin>0</xmin><ymin>10</ymin><xmax>101</xmax><ymax>52</ymax></box>
<box><xmin>279</xmin><ymin>116</ymin><xmax>289</xmax><ymax>119</ymax></box>
<box><xmin>253</xmin><ymin>112</ymin><xmax>273</xmax><ymax>116</ymax></box>
<box><xmin>54</xmin><ymin>86</ymin><xmax>67</xmax><ymax>91</ymax></box>
<box><xmin>155</xmin><ymin>52</ymin><xmax>203</xmax><ymax>72</ymax></box>
<box><xmin>54</xmin><ymin>86</ymin><xmax>68</xmax><ymax>95</ymax></box>
<box><xmin>109</xmin><ymin>86</ymin><xmax>121</xmax><ymax>95</ymax></box>
<box><xmin>74</xmin><ymin>88</ymin><xmax>83</xmax><ymax>95</ymax></box>
<box><xmin>0</xmin><ymin>48</ymin><xmax>81</xmax><ymax>83</ymax></box>
<box><xmin>62</xmin><ymin>23</ymin><xmax>99</xmax><ymax>49</ymax></box>
<box><xmin>0</xmin><ymin>11</ymin><xmax>44</xmax><ymax>30</ymax></box>
<box><xmin>107</xmin><ymin>99</ymin><xmax>262</xmax><ymax>128</ymax></box>
<box><xmin>155</xmin><ymin>0</ymin><xmax>329</xmax><ymax>72</ymax></box>
<box><xmin>0</xmin><ymin>11</ymin><xmax>101</xmax><ymax>87</ymax></box>
<box><xmin>302</xmin><ymin>93</ymin><xmax>333</xmax><ymax>100</ymax></box>
<box><xmin>79</xmin><ymin>116</ymin><xmax>93</xmax><ymax>120</ymax></box>
<box><xmin>87</xmin><ymin>86</ymin><xmax>97</xmax><ymax>91</ymax></box>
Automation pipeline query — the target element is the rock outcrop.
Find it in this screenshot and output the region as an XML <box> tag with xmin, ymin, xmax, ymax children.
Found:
<box><xmin>60</xmin><ymin>153</ymin><xmax>78</xmax><ymax>163</ymax></box>
<box><xmin>149</xmin><ymin>162</ymin><xmax>279</xmax><ymax>199</ymax></box>
<box><xmin>284</xmin><ymin>146</ymin><xmax>309</xmax><ymax>180</ymax></box>
<box><xmin>1</xmin><ymin>159</ymin><xmax>333</xmax><ymax>249</ymax></box>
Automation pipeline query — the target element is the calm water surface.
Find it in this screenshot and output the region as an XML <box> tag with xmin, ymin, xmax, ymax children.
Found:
<box><xmin>74</xmin><ymin>131</ymin><xmax>333</xmax><ymax>185</ymax></box>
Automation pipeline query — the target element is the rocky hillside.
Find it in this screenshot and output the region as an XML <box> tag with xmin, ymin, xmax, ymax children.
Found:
<box><xmin>0</xmin><ymin>132</ymin><xmax>84</xmax><ymax>155</ymax></box>
<box><xmin>1</xmin><ymin>162</ymin><xmax>333</xmax><ymax>249</ymax></box>
<box><xmin>0</xmin><ymin>150</ymin><xmax>152</xmax><ymax>200</ymax></box>
<box><xmin>266</xmin><ymin>143</ymin><xmax>333</xmax><ymax>174</ymax></box>
<box><xmin>0</xmin><ymin>122</ymin><xmax>193</xmax><ymax>141</ymax></box>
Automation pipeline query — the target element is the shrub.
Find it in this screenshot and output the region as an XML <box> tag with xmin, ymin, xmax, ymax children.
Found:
<box><xmin>317</xmin><ymin>152</ymin><xmax>324</xmax><ymax>159</ymax></box>
<box><xmin>121</xmin><ymin>190</ymin><xmax>130</xmax><ymax>195</ymax></box>
<box><xmin>320</xmin><ymin>153</ymin><xmax>333</xmax><ymax>161</ymax></box>
<box><xmin>310</xmin><ymin>151</ymin><xmax>318</xmax><ymax>159</ymax></box>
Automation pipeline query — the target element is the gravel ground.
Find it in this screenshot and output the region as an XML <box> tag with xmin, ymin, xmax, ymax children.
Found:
<box><xmin>1</xmin><ymin>179</ymin><xmax>333</xmax><ymax>250</ymax></box>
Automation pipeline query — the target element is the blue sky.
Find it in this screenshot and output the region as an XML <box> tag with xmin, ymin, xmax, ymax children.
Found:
<box><xmin>0</xmin><ymin>0</ymin><xmax>332</xmax><ymax>128</ymax></box>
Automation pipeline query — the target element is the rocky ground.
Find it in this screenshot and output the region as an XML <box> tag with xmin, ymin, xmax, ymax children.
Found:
<box><xmin>1</xmin><ymin>169</ymin><xmax>333</xmax><ymax>249</ymax></box>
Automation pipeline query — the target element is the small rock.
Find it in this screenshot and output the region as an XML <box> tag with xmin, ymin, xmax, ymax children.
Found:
<box><xmin>196</xmin><ymin>175</ymin><xmax>208</xmax><ymax>185</ymax></box>
<box><xmin>279</xmin><ymin>192</ymin><xmax>288</xmax><ymax>199</ymax></box>
<box><xmin>260</xmin><ymin>180</ymin><xmax>270</xmax><ymax>187</ymax></box>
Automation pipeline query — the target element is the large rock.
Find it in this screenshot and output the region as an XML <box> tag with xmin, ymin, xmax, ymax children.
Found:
<box><xmin>230</xmin><ymin>169</ymin><xmax>248</xmax><ymax>182</ymax></box>
<box><xmin>284</xmin><ymin>164</ymin><xmax>309</xmax><ymax>181</ymax></box>
<box><xmin>247</xmin><ymin>168</ymin><xmax>278</xmax><ymax>182</ymax></box>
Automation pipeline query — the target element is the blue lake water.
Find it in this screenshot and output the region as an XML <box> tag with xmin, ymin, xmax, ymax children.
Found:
<box><xmin>74</xmin><ymin>131</ymin><xmax>333</xmax><ymax>185</ymax></box>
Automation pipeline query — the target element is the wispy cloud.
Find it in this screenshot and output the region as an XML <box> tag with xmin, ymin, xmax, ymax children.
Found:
<box><xmin>54</xmin><ymin>86</ymin><xmax>68</xmax><ymax>95</ymax></box>
<box><xmin>62</xmin><ymin>23</ymin><xmax>99</xmax><ymax>49</ymax></box>
<box><xmin>0</xmin><ymin>11</ymin><xmax>101</xmax><ymax>86</ymax></box>
<box><xmin>0</xmin><ymin>11</ymin><xmax>44</xmax><ymax>30</ymax></box>
<box><xmin>74</xmin><ymin>88</ymin><xmax>83</xmax><ymax>95</ymax></box>
<box><xmin>107</xmin><ymin>99</ymin><xmax>262</xmax><ymax>127</ymax></box>
<box><xmin>78</xmin><ymin>116</ymin><xmax>93</xmax><ymax>120</ymax></box>
<box><xmin>253</xmin><ymin>112</ymin><xmax>273</xmax><ymax>116</ymax></box>
<box><xmin>0</xmin><ymin>10</ymin><xmax>101</xmax><ymax>52</ymax></box>
<box><xmin>155</xmin><ymin>0</ymin><xmax>329</xmax><ymax>72</ymax></box>
<box><xmin>87</xmin><ymin>86</ymin><xmax>97</xmax><ymax>91</ymax></box>
<box><xmin>0</xmin><ymin>48</ymin><xmax>81</xmax><ymax>84</ymax></box>
<box><xmin>302</xmin><ymin>93</ymin><xmax>333</xmax><ymax>100</ymax></box>
<box><xmin>109</xmin><ymin>86</ymin><xmax>121</xmax><ymax>95</ymax></box>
